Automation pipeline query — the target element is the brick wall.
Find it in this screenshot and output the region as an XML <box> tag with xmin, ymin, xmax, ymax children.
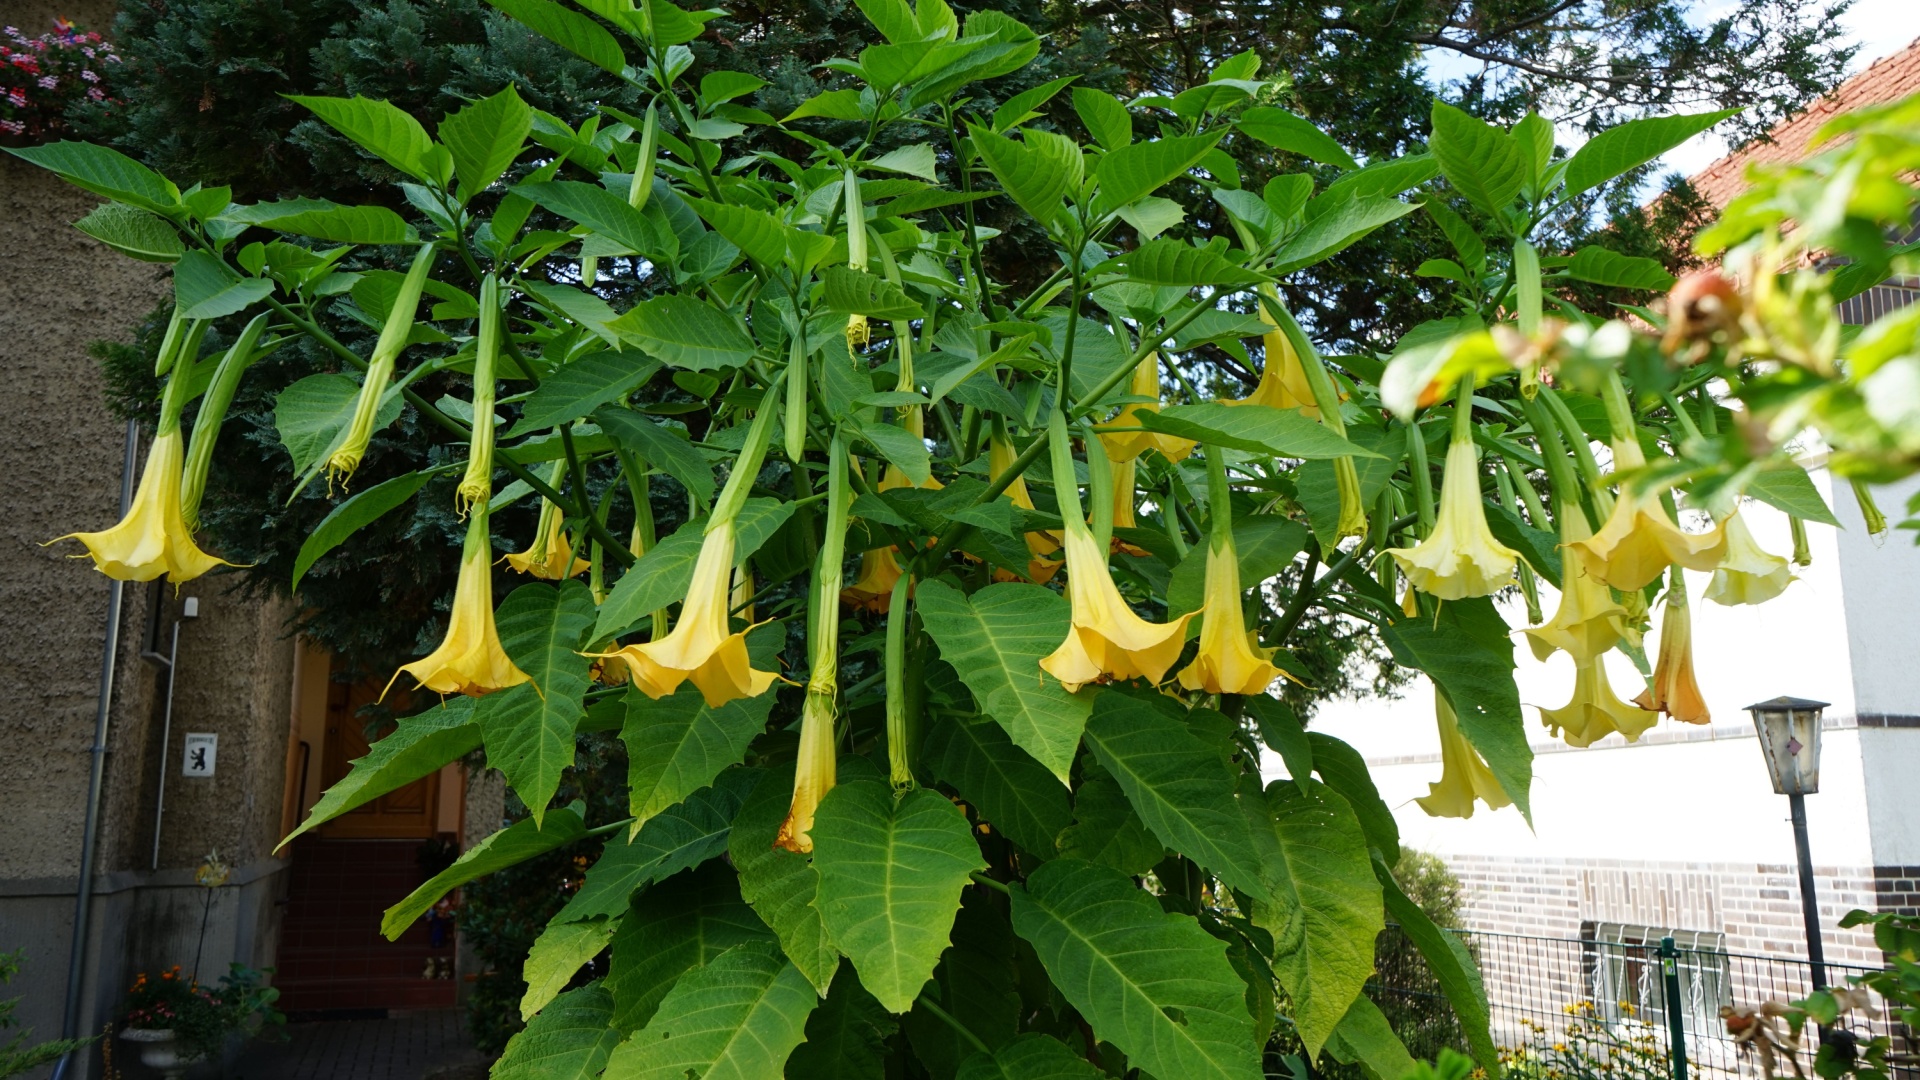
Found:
<box><xmin>1875</xmin><ymin>865</ymin><xmax>1920</xmax><ymax>917</ymax></box>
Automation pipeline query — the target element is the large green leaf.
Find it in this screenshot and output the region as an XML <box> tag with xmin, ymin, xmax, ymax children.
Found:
<box><xmin>685</xmin><ymin>198</ymin><xmax>790</xmax><ymax>268</ymax></box>
<box><xmin>279</xmin><ymin>698</ymin><xmax>479</xmax><ymax>848</ymax></box>
<box><xmin>440</xmin><ymin>83</ymin><xmax>532</xmax><ymax>196</ymax></box>
<box><xmin>622</xmin><ymin>686</ymin><xmax>776</xmax><ymax>833</ymax></box>
<box><xmin>1563</xmin><ymin>109</ymin><xmax>1740</xmax><ymax>196</ymax></box>
<box><xmin>786</xmin><ymin>967</ymin><xmax>895</xmax><ymax>1080</ymax></box>
<box><xmin>1382</xmin><ymin>598</ymin><xmax>1531</xmax><ymax>820</ymax></box>
<box><xmin>519</xmin><ymin>180</ymin><xmax>672</xmax><ymax>261</ymax></box>
<box><xmin>560</xmin><ymin>768</ymin><xmax>761</xmax><ymax>922</ymax></box>
<box><xmin>1308</xmin><ymin>733</ymin><xmax>1400</xmax><ymax>865</ymax></box>
<box><xmin>273</xmin><ymin>373</ymin><xmax>403</xmax><ymax>478</ymax></box>
<box><xmin>612</xmin><ymin>293</ymin><xmax>757</xmax><ymax>371</ymax></box>
<box><xmin>1073</xmin><ymin>88</ymin><xmax>1132</xmax><ymax>151</ymax></box>
<box><xmin>1009</xmin><ymin>859</ymin><xmax>1261</xmax><ymax>1080</ymax></box>
<box><xmin>174</xmin><ymin>250</ymin><xmax>273</xmax><ymax>320</ymax></box>
<box><xmin>1095</xmin><ymin>238</ymin><xmax>1267</xmax><ymax>286</ymax></box>
<box><xmin>494</xmin><ymin>983</ymin><xmax>625</xmax><ymax>1080</ymax></box>
<box><xmin>1745</xmin><ymin>462</ymin><xmax>1839</xmax><ymax>526</ymax></box>
<box><xmin>288</xmin><ymin>95</ymin><xmax>446</xmax><ymax>184</ymax></box>
<box><xmin>1094</xmin><ymin>133</ymin><xmax>1221</xmax><ymax>214</ymax></box>
<box><xmin>603</xmin><ymin>943</ymin><xmax>818</xmax><ymax>1080</ymax></box>
<box><xmin>730</xmin><ymin>766</ymin><xmax>842</xmax><ymax>994</ymax></box>
<box><xmin>480</xmin><ymin>580</ymin><xmax>597</xmax><ymax>823</ymax></box>
<box><xmin>594</xmin><ymin>498</ymin><xmax>797</xmax><ymax>640</ymax></box>
<box><xmin>824</xmin><ymin>266</ymin><xmax>924</xmax><ymax>320</ymax></box>
<box><xmin>1427</xmin><ymin>102</ymin><xmax>1526</xmax><ymax>219</ymax></box>
<box><xmin>1139</xmin><ymin>402</ymin><xmax>1373</xmax><ymax>459</ymax></box>
<box><xmin>605</xmin><ymin>862</ymin><xmax>772</xmax><ymax>1032</ymax></box>
<box><xmin>1297</xmin><ymin>423</ymin><xmax>1399</xmax><ymax>551</ymax></box>
<box><xmin>1236</xmin><ymin>108</ymin><xmax>1358</xmax><ymax>170</ymax></box>
<box><xmin>6</xmin><ymin>141</ymin><xmax>179</xmax><ymax>214</ymax></box>
<box><xmin>1271</xmin><ymin>193</ymin><xmax>1419</xmax><ymax>273</ymax></box>
<box><xmin>957</xmin><ymin>1033</ymin><xmax>1107</xmax><ymax>1080</ymax></box>
<box><xmin>922</xmin><ymin>713</ymin><xmax>1070</xmax><ymax>857</ymax></box>
<box><xmin>968</xmin><ymin>125</ymin><xmax>1072</xmax><ymax>230</ymax></box>
<box><xmin>523</xmin><ymin>917</ymin><xmax>620</xmax><ymax>1019</ymax></box>
<box><xmin>1056</xmin><ymin>762</ymin><xmax>1164</xmax><ymax>875</ymax></box>
<box><xmin>809</xmin><ymin>780</ymin><xmax>987</xmax><ymax>1014</ymax></box>
<box><xmin>292</xmin><ymin>469</ymin><xmax>434</xmax><ymax>591</ymax></box>
<box><xmin>903</xmin><ymin>892</ymin><xmax>1021</xmax><ymax>1079</ymax></box>
<box><xmin>915</xmin><ymin>581</ymin><xmax>1089</xmax><ymax>784</ymax></box>
<box><xmin>223</xmin><ymin>198</ymin><xmax>415</xmax><ymax>244</ymax></box>
<box><xmin>485</xmin><ymin>0</ymin><xmax>628</xmax><ymax>75</ymax></box>
<box><xmin>594</xmin><ymin>407</ymin><xmax>717</xmax><ymax>510</ymax></box>
<box><xmin>1375</xmin><ymin>853</ymin><xmax>1498</xmax><ymax>1073</ymax></box>
<box><xmin>1165</xmin><ymin>516</ymin><xmax>1309</xmax><ymax>616</ymax></box>
<box><xmin>1326</xmin><ymin>994</ymin><xmax>1418</xmax><ymax>1080</ymax></box>
<box><xmin>1565</xmin><ymin>245</ymin><xmax>1676</xmax><ymax>291</ymax></box>
<box><xmin>1082</xmin><ymin>691</ymin><xmax>1274</xmax><ymax>905</ymax></box>
<box><xmin>520</xmin><ymin>279</ymin><xmax>627</xmax><ymax>350</ymax></box>
<box><xmin>382</xmin><ymin>804</ymin><xmax>590</xmax><ymax>938</ymax></box>
<box><xmin>508</xmin><ymin>351</ymin><xmax>660</xmax><ymax>436</ymax></box>
<box><xmin>1243</xmin><ymin>778</ymin><xmax>1384</xmax><ymax>1056</ymax></box>
<box><xmin>73</xmin><ymin>202</ymin><xmax>184</xmax><ymax>262</ymax></box>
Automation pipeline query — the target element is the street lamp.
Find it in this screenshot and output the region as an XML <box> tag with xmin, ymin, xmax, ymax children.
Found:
<box><xmin>1746</xmin><ymin>695</ymin><xmax>1830</xmax><ymax>990</ymax></box>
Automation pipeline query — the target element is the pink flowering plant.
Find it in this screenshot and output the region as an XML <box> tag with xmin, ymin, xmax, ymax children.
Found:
<box><xmin>122</xmin><ymin>964</ymin><xmax>280</xmax><ymax>1059</ymax></box>
<box><xmin>0</xmin><ymin>19</ymin><xmax>118</xmax><ymax>143</ymax></box>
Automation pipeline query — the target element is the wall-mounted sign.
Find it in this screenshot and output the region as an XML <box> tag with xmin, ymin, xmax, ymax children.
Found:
<box><xmin>182</xmin><ymin>733</ymin><xmax>218</xmax><ymax>777</ymax></box>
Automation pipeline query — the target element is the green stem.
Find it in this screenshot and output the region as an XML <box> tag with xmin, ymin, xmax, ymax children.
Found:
<box><xmin>1406</xmin><ymin>422</ymin><xmax>1436</xmax><ymax>531</ymax></box>
<box><xmin>884</xmin><ymin>568</ymin><xmax>914</xmax><ymax>791</ymax></box>
<box><xmin>967</xmin><ymin>871</ymin><xmax>1011</xmax><ymax>897</ymax></box>
<box><xmin>915</xmin><ymin>995</ymin><xmax>991</xmax><ymax>1056</ymax></box>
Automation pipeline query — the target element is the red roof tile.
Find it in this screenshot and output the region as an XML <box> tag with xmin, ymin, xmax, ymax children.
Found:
<box><xmin>1687</xmin><ymin>36</ymin><xmax>1920</xmax><ymax>208</ymax></box>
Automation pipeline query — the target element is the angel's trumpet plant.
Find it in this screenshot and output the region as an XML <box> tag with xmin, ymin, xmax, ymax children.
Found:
<box><xmin>506</xmin><ymin>469</ymin><xmax>589</xmax><ymax>580</ymax></box>
<box><xmin>1101</xmin><ymin>352</ymin><xmax>1193</xmax><ymax>464</ymax></box>
<box><xmin>843</xmin><ymin>302</ymin><xmax>938</xmax><ymax>609</ymax></box>
<box><xmin>1569</xmin><ymin>374</ymin><xmax>1724</xmax><ymax>591</ymax></box>
<box><xmin>455</xmin><ymin>275</ymin><xmax>504</xmax><ymax>517</ymax></box>
<box><xmin>1387</xmin><ymin>377</ymin><xmax>1518</xmax><ymax>600</ymax></box>
<box><xmin>1705</xmin><ymin>509</ymin><xmax>1793</xmax><ymax>606</ymax></box>
<box><xmin>327</xmin><ymin>242</ymin><xmax>436</xmax><ymax>487</ymax></box>
<box><xmin>1414</xmin><ymin>691</ymin><xmax>1512</xmax><ymax>819</ymax></box>
<box><xmin>1540</xmin><ymin>655</ymin><xmax>1654</xmax><ymax>747</ymax></box>
<box><xmin>1635</xmin><ymin>570</ymin><xmax>1710</xmax><ymax>724</ymax></box>
<box><xmin>180</xmin><ymin>312</ymin><xmax>272</xmax><ymax>532</ymax></box>
<box><xmin>1177</xmin><ymin>451</ymin><xmax>1288</xmax><ymax>696</ymax></box>
<box><xmin>56</xmin><ymin>309</ymin><xmax>234</xmax><ymax>584</ymax></box>
<box><xmin>388</xmin><ymin>498</ymin><xmax>529</xmax><ymax>698</ymax></box>
<box><xmin>777</xmin><ymin>436</ymin><xmax>850</xmax><ymax>853</ymax></box>
<box><xmin>1254</xmin><ymin>289</ymin><xmax>1366</xmax><ymax>538</ymax></box>
<box><xmin>1523</xmin><ymin>504</ymin><xmax>1629</xmax><ymax>663</ymax></box>
<box><xmin>990</xmin><ymin>419</ymin><xmax>1061</xmax><ymax>583</ymax></box>
<box><xmin>1040</xmin><ymin>412</ymin><xmax>1195</xmax><ymax>692</ymax></box>
<box><xmin>589</xmin><ymin>375</ymin><xmax>785</xmax><ymax>707</ymax></box>
<box><xmin>1232</xmin><ymin>284</ymin><xmax>1319</xmax><ymax>416</ymax></box>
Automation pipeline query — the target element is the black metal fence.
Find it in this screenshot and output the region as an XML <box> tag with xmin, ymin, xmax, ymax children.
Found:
<box><xmin>1370</xmin><ymin>925</ymin><xmax>1917</xmax><ymax>1080</ymax></box>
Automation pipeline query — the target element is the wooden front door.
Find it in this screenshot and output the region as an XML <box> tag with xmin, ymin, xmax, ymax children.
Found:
<box><xmin>318</xmin><ymin>676</ymin><xmax>439</xmax><ymax>839</ymax></box>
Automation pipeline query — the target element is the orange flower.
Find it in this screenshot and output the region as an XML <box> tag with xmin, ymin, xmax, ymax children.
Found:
<box><xmin>1634</xmin><ymin>575</ymin><xmax>1709</xmax><ymax>724</ymax></box>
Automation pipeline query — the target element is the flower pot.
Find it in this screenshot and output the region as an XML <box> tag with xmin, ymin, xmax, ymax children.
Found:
<box><xmin>119</xmin><ymin>1027</ymin><xmax>203</xmax><ymax>1079</ymax></box>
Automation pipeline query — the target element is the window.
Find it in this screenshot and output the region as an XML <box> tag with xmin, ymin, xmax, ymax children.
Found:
<box><xmin>1582</xmin><ymin>922</ymin><xmax>1732</xmax><ymax>1035</ymax></box>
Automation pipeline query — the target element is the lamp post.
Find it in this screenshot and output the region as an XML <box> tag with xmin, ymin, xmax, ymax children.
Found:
<box><xmin>1746</xmin><ymin>695</ymin><xmax>1830</xmax><ymax>991</ymax></box>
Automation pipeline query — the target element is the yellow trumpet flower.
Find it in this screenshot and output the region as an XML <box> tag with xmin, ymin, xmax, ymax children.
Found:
<box><xmin>1039</xmin><ymin>414</ymin><xmax>1194</xmax><ymax>692</ymax></box>
<box><xmin>990</xmin><ymin>424</ymin><xmax>1061</xmax><ymax>584</ymax></box>
<box><xmin>1231</xmin><ymin>284</ymin><xmax>1319</xmax><ymax>416</ymax></box>
<box><xmin>1539</xmin><ymin>656</ymin><xmax>1655</xmax><ymax>747</ymax></box>
<box><xmin>390</xmin><ymin>504</ymin><xmax>529</xmax><ymax>697</ymax></box>
<box><xmin>1388</xmin><ymin>437</ymin><xmax>1519</xmax><ymax>600</ymax></box>
<box><xmin>777</xmin><ymin>436</ymin><xmax>851</xmax><ymax>852</ymax></box>
<box><xmin>1569</xmin><ymin>439</ymin><xmax>1724</xmax><ymax>592</ymax></box>
<box><xmin>1522</xmin><ymin>506</ymin><xmax>1629</xmax><ymax>664</ymax></box>
<box><xmin>1635</xmin><ymin>575</ymin><xmax>1710</xmax><ymax>724</ymax></box>
<box><xmin>1704</xmin><ymin>510</ymin><xmax>1792</xmax><ymax>606</ymax></box>
<box><xmin>1415</xmin><ymin>692</ymin><xmax>1512</xmax><ymax>819</ymax></box>
<box><xmin>505</xmin><ymin>497</ymin><xmax>588</xmax><ymax>580</ymax></box>
<box><xmin>1099</xmin><ymin>352</ymin><xmax>1194</xmax><ymax>464</ymax></box>
<box><xmin>590</xmin><ymin>519</ymin><xmax>778</xmax><ymax>707</ymax></box>
<box><xmin>57</xmin><ymin>428</ymin><xmax>234</xmax><ymax>584</ymax></box>
<box><xmin>327</xmin><ymin>243</ymin><xmax>436</xmax><ymax>487</ymax></box>
<box><xmin>841</xmin><ymin>546</ymin><xmax>904</xmax><ymax>612</ymax></box>
<box><xmin>1176</xmin><ymin>528</ymin><xmax>1288</xmax><ymax>696</ymax></box>
<box><xmin>776</xmin><ymin>690</ymin><xmax>838</xmax><ymax>853</ymax></box>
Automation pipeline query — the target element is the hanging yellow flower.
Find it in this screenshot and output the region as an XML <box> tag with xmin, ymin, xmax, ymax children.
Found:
<box><xmin>1569</xmin><ymin>439</ymin><xmax>1725</xmax><ymax>592</ymax></box>
<box><xmin>841</xmin><ymin>545</ymin><xmax>904</xmax><ymax>613</ymax></box>
<box><xmin>1522</xmin><ymin>506</ymin><xmax>1629</xmax><ymax>664</ymax></box>
<box><xmin>1176</xmin><ymin>460</ymin><xmax>1289</xmax><ymax>696</ymax></box>
<box><xmin>1388</xmin><ymin>431</ymin><xmax>1518</xmax><ymax>600</ymax></box>
<box><xmin>1539</xmin><ymin>656</ymin><xmax>1655</xmax><ymax>747</ymax></box>
<box><xmin>990</xmin><ymin>423</ymin><xmax>1061</xmax><ymax>584</ymax></box>
<box><xmin>778</xmin><ymin>436</ymin><xmax>850</xmax><ymax>853</ymax></box>
<box><xmin>1231</xmin><ymin>284</ymin><xmax>1319</xmax><ymax>416</ymax></box>
<box><xmin>1415</xmin><ymin>692</ymin><xmax>1512</xmax><ymax>819</ymax></box>
<box><xmin>1704</xmin><ymin>510</ymin><xmax>1792</xmax><ymax>606</ymax></box>
<box><xmin>777</xmin><ymin>690</ymin><xmax>838</xmax><ymax>853</ymax></box>
<box><xmin>1635</xmin><ymin>574</ymin><xmax>1710</xmax><ymax>724</ymax></box>
<box><xmin>327</xmin><ymin>243</ymin><xmax>437</xmax><ymax>487</ymax></box>
<box><xmin>1039</xmin><ymin>414</ymin><xmax>1194</xmax><ymax>692</ymax></box>
<box><xmin>389</xmin><ymin>504</ymin><xmax>529</xmax><ymax>697</ymax></box>
<box><xmin>57</xmin><ymin>429</ymin><xmax>234</xmax><ymax>584</ymax></box>
<box><xmin>505</xmin><ymin>494</ymin><xmax>589</xmax><ymax>580</ymax></box>
<box><xmin>1099</xmin><ymin>352</ymin><xmax>1194</xmax><ymax>464</ymax></box>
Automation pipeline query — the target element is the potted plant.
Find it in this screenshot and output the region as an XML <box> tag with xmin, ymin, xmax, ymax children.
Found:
<box><xmin>119</xmin><ymin>965</ymin><xmax>281</xmax><ymax>1078</ymax></box>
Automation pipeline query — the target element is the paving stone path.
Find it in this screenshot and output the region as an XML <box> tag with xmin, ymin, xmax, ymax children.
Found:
<box><xmin>225</xmin><ymin>1009</ymin><xmax>487</xmax><ymax>1080</ymax></box>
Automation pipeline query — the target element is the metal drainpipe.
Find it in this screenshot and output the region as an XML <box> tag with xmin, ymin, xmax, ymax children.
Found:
<box><xmin>50</xmin><ymin>419</ymin><xmax>139</xmax><ymax>1080</ymax></box>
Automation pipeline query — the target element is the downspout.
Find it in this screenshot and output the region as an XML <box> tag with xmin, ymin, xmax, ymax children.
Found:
<box><xmin>50</xmin><ymin>418</ymin><xmax>139</xmax><ymax>1080</ymax></box>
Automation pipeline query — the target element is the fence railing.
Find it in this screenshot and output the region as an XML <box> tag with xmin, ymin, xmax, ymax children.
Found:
<box><xmin>1370</xmin><ymin>924</ymin><xmax>1916</xmax><ymax>1080</ymax></box>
